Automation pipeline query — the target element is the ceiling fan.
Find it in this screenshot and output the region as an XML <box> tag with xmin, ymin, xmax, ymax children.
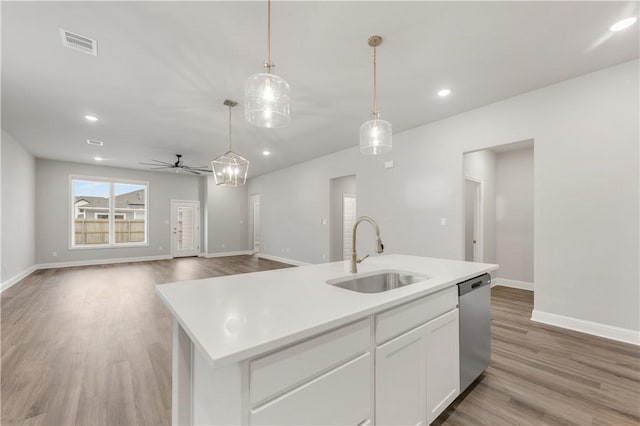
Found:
<box><xmin>140</xmin><ymin>154</ymin><xmax>211</xmax><ymax>175</ymax></box>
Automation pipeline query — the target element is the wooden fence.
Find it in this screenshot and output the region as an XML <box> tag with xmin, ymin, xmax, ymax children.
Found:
<box><xmin>74</xmin><ymin>219</ymin><xmax>145</xmax><ymax>245</ymax></box>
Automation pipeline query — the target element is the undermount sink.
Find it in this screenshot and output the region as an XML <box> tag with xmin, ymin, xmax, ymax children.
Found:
<box><xmin>327</xmin><ymin>270</ymin><xmax>430</xmax><ymax>293</ymax></box>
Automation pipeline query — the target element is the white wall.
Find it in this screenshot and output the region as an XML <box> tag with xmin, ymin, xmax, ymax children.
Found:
<box><xmin>248</xmin><ymin>149</ymin><xmax>359</xmax><ymax>264</ymax></box>
<box><xmin>496</xmin><ymin>147</ymin><xmax>534</xmax><ymax>283</ymax></box>
<box><xmin>1</xmin><ymin>129</ymin><xmax>36</xmax><ymax>282</ymax></box>
<box><xmin>248</xmin><ymin>60</ymin><xmax>639</xmax><ymax>333</ymax></box>
<box><xmin>206</xmin><ymin>176</ymin><xmax>248</xmax><ymax>254</ymax></box>
<box><xmin>463</xmin><ymin>150</ymin><xmax>497</xmax><ymax>263</ymax></box>
<box><xmin>35</xmin><ymin>159</ymin><xmax>204</xmax><ymax>264</ymax></box>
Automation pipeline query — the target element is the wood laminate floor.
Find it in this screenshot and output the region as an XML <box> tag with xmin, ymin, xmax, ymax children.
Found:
<box><xmin>435</xmin><ymin>286</ymin><xmax>640</xmax><ymax>426</ymax></box>
<box><xmin>1</xmin><ymin>258</ymin><xmax>638</xmax><ymax>425</ymax></box>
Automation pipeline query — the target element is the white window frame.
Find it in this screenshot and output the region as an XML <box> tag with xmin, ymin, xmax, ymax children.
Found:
<box><xmin>69</xmin><ymin>175</ymin><xmax>149</xmax><ymax>249</ymax></box>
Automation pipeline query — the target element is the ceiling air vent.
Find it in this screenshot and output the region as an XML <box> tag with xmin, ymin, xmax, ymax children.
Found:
<box><xmin>60</xmin><ymin>29</ymin><xmax>97</xmax><ymax>56</ymax></box>
<box><xmin>86</xmin><ymin>139</ymin><xmax>104</xmax><ymax>146</ymax></box>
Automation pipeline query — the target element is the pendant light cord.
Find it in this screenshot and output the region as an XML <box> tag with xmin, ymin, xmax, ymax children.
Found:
<box><xmin>266</xmin><ymin>0</ymin><xmax>272</xmax><ymax>71</ymax></box>
<box><xmin>228</xmin><ymin>105</ymin><xmax>232</xmax><ymax>151</ymax></box>
<box><xmin>373</xmin><ymin>45</ymin><xmax>378</xmax><ymax>116</ymax></box>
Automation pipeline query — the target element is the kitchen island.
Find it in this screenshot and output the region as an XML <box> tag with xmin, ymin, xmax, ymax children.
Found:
<box><xmin>156</xmin><ymin>254</ymin><xmax>498</xmax><ymax>425</ymax></box>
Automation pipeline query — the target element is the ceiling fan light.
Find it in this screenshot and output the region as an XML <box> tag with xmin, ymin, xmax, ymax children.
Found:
<box><xmin>245</xmin><ymin>73</ymin><xmax>290</xmax><ymax>128</ymax></box>
<box><xmin>360</xmin><ymin>118</ymin><xmax>392</xmax><ymax>155</ymax></box>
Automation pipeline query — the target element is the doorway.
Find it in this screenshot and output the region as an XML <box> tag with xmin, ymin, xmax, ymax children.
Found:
<box><xmin>329</xmin><ymin>175</ymin><xmax>357</xmax><ymax>262</ymax></box>
<box><xmin>171</xmin><ymin>200</ymin><xmax>200</xmax><ymax>258</ymax></box>
<box><xmin>464</xmin><ymin>178</ymin><xmax>483</xmax><ymax>262</ymax></box>
<box><xmin>342</xmin><ymin>195</ymin><xmax>357</xmax><ymax>260</ymax></box>
<box><xmin>463</xmin><ymin>140</ymin><xmax>535</xmax><ymax>290</ymax></box>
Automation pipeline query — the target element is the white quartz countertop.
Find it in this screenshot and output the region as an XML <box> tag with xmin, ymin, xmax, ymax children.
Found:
<box><xmin>155</xmin><ymin>254</ymin><xmax>498</xmax><ymax>368</ymax></box>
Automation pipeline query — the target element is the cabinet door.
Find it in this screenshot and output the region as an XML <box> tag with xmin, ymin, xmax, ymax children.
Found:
<box><xmin>376</xmin><ymin>322</ymin><xmax>428</xmax><ymax>426</ymax></box>
<box><xmin>250</xmin><ymin>353</ymin><xmax>371</xmax><ymax>425</ymax></box>
<box><xmin>426</xmin><ymin>309</ymin><xmax>460</xmax><ymax>424</ymax></box>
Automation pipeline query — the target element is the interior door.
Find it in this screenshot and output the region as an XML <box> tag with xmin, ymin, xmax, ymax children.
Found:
<box><xmin>171</xmin><ymin>200</ymin><xmax>200</xmax><ymax>258</ymax></box>
<box><xmin>464</xmin><ymin>178</ymin><xmax>482</xmax><ymax>262</ymax></box>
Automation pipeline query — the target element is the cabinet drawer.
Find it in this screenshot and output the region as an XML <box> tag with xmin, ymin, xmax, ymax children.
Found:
<box><xmin>250</xmin><ymin>353</ymin><xmax>372</xmax><ymax>425</ymax></box>
<box><xmin>250</xmin><ymin>319</ymin><xmax>370</xmax><ymax>407</ymax></box>
<box><xmin>376</xmin><ymin>287</ymin><xmax>457</xmax><ymax>344</ymax></box>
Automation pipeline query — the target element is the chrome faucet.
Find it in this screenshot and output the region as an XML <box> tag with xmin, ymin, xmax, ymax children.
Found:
<box><xmin>351</xmin><ymin>216</ymin><xmax>384</xmax><ymax>273</ymax></box>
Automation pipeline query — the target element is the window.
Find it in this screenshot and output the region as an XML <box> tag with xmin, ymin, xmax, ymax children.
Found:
<box><xmin>71</xmin><ymin>177</ymin><xmax>148</xmax><ymax>247</ymax></box>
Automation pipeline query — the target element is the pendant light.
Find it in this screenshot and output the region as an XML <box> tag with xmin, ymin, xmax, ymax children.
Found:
<box><xmin>244</xmin><ymin>0</ymin><xmax>290</xmax><ymax>128</ymax></box>
<box><xmin>212</xmin><ymin>100</ymin><xmax>249</xmax><ymax>187</ymax></box>
<box><xmin>360</xmin><ymin>35</ymin><xmax>392</xmax><ymax>155</ymax></box>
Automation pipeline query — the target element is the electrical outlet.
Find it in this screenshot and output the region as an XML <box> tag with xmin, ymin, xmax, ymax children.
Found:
<box><xmin>322</xmin><ymin>253</ymin><xmax>326</xmax><ymax>261</ymax></box>
<box><xmin>221</xmin><ymin>243</ymin><xmax>226</xmax><ymax>249</ymax></box>
<box><xmin>158</xmin><ymin>246</ymin><xmax>163</xmax><ymax>251</ymax></box>
<box><xmin>52</xmin><ymin>251</ymin><xmax>57</xmax><ymax>257</ymax></box>
<box><xmin>440</xmin><ymin>218</ymin><xmax>447</xmax><ymax>226</ymax></box>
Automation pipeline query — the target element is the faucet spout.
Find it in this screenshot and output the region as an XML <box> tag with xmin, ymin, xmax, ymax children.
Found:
<box><xmin>351</xmin><ymin>216</ymin><xmax>384</xmax><ymax>273</ymax></box>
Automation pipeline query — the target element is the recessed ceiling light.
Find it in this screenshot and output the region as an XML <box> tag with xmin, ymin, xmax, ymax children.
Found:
<box><xmin>86</xmin><ymin>139</ymin><xmax>103</xmax><ymax>146</ymax></box>
<box><xmin>610</xmin><ymin>17</ymin><xmax>637</xmax><ymax>32</ymax></box>
<box><xmin>437</xmin><ymin>89</ymin><xmax>452</xmax><ymax>97</ymax></box>
<box><xmin>93</xmin><ymin>156</ymin><xmax>103</xmax><ymax>161</ymax></box>
<box><xmin>262</xmin><ymin>150</ymin><xmax>271</xmax><ymax>156</ymax></box>
<box><xmin>84</xmin><ymin>115</ymin><xmax>98</xmax><ymax>122</ymax></box>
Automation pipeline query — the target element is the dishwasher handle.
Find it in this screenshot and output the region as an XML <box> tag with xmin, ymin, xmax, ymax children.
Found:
<box><xmin>457</xmin><ymin>274</ymin><xmax>491</xmax><ymax>296</ymax></box>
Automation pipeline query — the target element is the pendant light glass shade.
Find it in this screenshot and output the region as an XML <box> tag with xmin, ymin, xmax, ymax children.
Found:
<box><xmin>360</xmin><ymin>116</ymin><xmax>392</xmax><ymax>155</ymax></box>
<box><xmin>211</xmin><ymin>100</ymin><xmax>249</xmax><ymax>187</ymax></box>
<box><xmin>360</xmin><ymin>35</ymin><xmax>392</xmax><ymax>155</ymax></box>
<box><xmin>245</xmin><ymin>0</ymin><xmax>290</xmax><ymax>128</ymax></box>
<box><xmin>245</xmin><ymin>72</ymin><xmax>290</xmax><ymax>128</ymax></box>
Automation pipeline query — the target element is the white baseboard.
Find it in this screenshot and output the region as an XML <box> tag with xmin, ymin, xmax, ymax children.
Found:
<box><xmin>531</xmin><ymin>309</ymin><xmax>640</xmax><ymax>346</ymax></box>
<box><xmin>256</xmin><ymin>253</ymin><xmax>310</xmax><ymax>267</ymax></box>
<box><xmin>493</xmin><ymin>278</ymin><xmax>534</xmax><ymax>291</ymax></box>
<box><xmin>37</xmin><ymin>254</ymin><xmax>173</xmax><ymax>270</ymax></box>
<box><xmin>1</xmin><ymin>265</ymin><xmax>38</xmax><ymax>293</ymax></box>
<box><xmin>203</xmin><ymin>250</ymin><xmax>253</xmax><ymax>258</ymax></box>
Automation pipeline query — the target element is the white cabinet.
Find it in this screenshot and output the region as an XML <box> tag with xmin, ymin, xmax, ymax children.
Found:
<box><xmin>250</xmin><ymin>353</ymin><xmax>371</xmax><ymax>426</ymax></box>
<box><xmin>426</xmin><ymin>309</ymin><xmax>460</xmax><ymax>424</ymax></box>
<box><xmin>375</xmin><ymin>307</ymin><xmax>460</xmax><ymax>426</ymax></box>
<box><xmin>248</xmin><ymin>319</ymin><xmax>372</xmax><ymax>425</ymax></box>
<box><xmin>376</xmin><ymin>322</ymin><xmax>428</xmax><ymax>426</ymax></box>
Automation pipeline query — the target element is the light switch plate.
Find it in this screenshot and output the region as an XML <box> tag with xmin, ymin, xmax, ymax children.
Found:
<box><xmin>384</xmin><ymin>160</ymin><xmax>395</xmax><ymax>169</ymax></box>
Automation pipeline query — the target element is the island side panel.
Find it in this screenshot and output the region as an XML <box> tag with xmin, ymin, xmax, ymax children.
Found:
<box><xmin>192</xmin><ymin>347</ymin><xmax>244</xmax><ymax>425</ymax></box>
<box><xmin>173</xmin><ymin>319</ymin><xmax>193</xmax><ymax>425</ymax></box>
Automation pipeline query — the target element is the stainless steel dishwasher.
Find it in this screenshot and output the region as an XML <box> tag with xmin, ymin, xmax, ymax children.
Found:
<box><xmin>457</xmin><ymin>273</ymin><xmax>492</xmax><ymax>392</ymax></box>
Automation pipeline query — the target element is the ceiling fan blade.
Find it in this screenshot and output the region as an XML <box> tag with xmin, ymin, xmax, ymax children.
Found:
<box><xmin>150</xmin><ymin>166</ymin><xmax>172</xmax><ymax>169</ymax></box>
<box><xmin>140</xmin><ymin>160</ymin><xmax>174</xmax><ymax>166</ymax></box>
<box><xmin>184</xmin><ymin>166</ymin><xmax>212</xmax><ymax>172</ymax></box>
<box><xmin>184</xmin><ymin>169</ymin><xmax>201</xmax><ymax>175</ymax></box>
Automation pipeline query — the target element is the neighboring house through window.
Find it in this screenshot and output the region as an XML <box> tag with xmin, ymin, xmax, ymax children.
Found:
<box><xmin>71</xmin><ymin>177</ymin><xmax>148</xmax><ymax>247</ymax></box>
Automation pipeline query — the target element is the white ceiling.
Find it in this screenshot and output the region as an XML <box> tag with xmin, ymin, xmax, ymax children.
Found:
<box><xmin>2</xmin><ymin>1</ymin><xmax>638</xmax><ymax>178</ymax></box>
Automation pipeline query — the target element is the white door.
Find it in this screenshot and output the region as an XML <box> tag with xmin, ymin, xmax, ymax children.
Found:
<box><xmin>342</xmin><ymin>195</ymin><xmax>357</xmax><ymax>260</ymax></box>
<box><xmin>464</xmin><ymin>178</ymin><xmax>483</xmax><ymax>262</ymax></box>
<box><xmin>171</xmin><ymin>200</ymin><xmax>200</xmax><ymax>258</ymax></box>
